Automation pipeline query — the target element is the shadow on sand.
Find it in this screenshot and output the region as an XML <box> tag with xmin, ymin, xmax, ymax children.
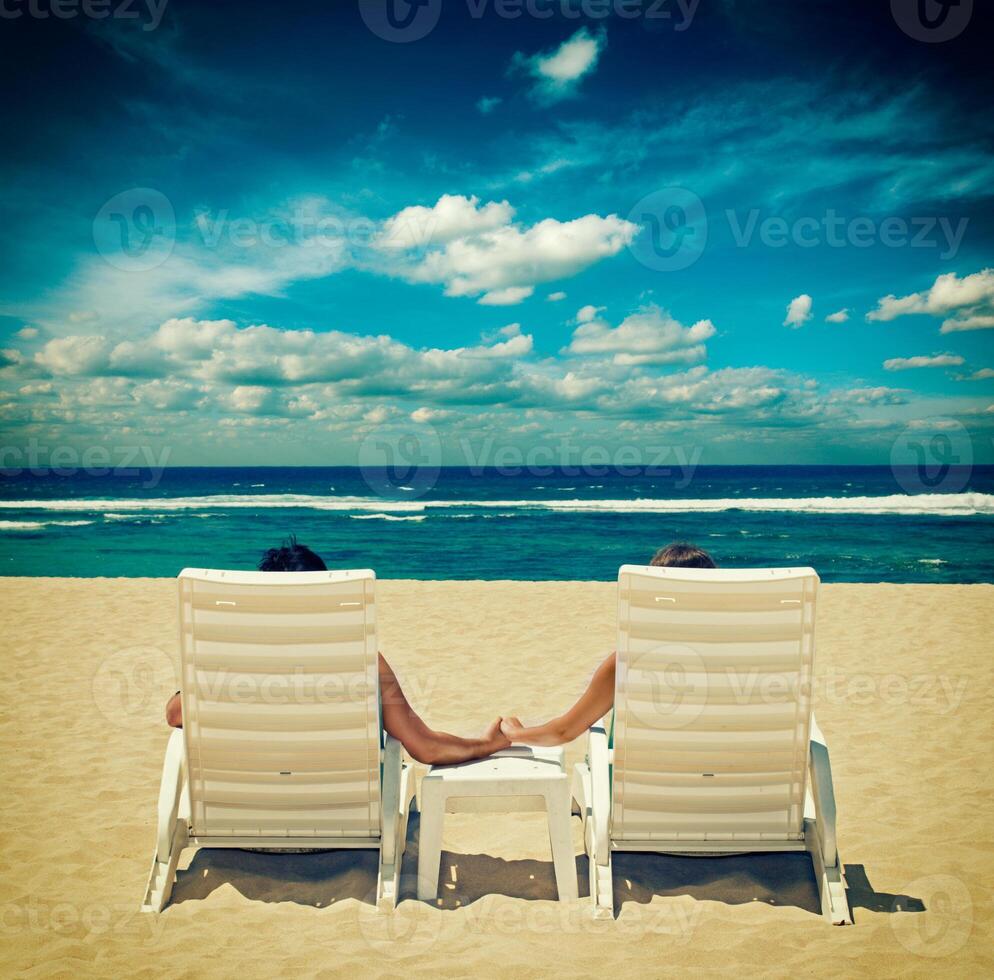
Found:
<box><xmin>170</xmin><ymin>814</ymin><xmax>924</xmax><ymax>922</ymax></box>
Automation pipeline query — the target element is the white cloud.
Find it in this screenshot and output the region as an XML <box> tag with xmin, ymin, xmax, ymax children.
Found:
<box><xmin>564</xmin><ymin>305</ymin><xmax>715</xmax><ymax>366</ymax></box>
<box><xmin>378</xmin><ymin>194</ymin><xmax>515</xmax><ymax>250</ymax></box>
<box><xmin>512</xmin><ymin>28</ymin><xmax>605</xmax><ymax>103</ymax></box>
<box><xmin>16</xmin><ymin>327</ymin><xmax>39</xmax><ymax>339</ymax></box>
<box><xmin>825</xmin><ymin>309</ymin><xmax>850</xmax><ymax>323</ymax></box>
<box><xmin>460</xmin><ymin>332</ymin><xmax>534</xmax><ymax>359</ymax></box>
<box><xmin>28</xmin><ymin>194</ymin><xmax>629</xmax><ymax>337</ymax></box>
<box><xmin>867</xmin><ymin>268</ymin><xmax>994</xmax><ymax>324</ymax></box>
<box><xmin>883</xmin><ymin>353</ymin><xmax>965</xmax><ymax>371</ymax></box>
<box><xmin>16</xmin><ymin>305</ymin><xmax>987</xmax><ymax>456</ymax></box>
<box><xmin>547</xmin><ymin>291</ymin><xmax>567</xmax><ymax>302</ymax></box>
<box><xmin>411</xmin><ymin>407</ymin><xmax>453</xmax><ymax>423</ymax></box>
<box><xmin>132</xmin><ymin>378</ymin><xmax>203</xmax><ymax>410</ymax></box>
<box><xmin>784</xmin><ymin>294</ymin><xmax>813</xmax><ymax>328</ymax></box>
<box><xmin>842</xmin><ymin>386</ymin><xmax>908</xmax><ymax>405</ymax></box>
<box><xmin>18</xmin><ymin>382</ymin><xmax>53</xmax><ymax>396</ymax></box>
<box><xmin>965</xmin><ymin>368</ymin><xmax>994</xmax><ymax>380</ymax></box>
<box><xmin>576</xmin><ymin>304</ymin><xmax>603</xmax><ymax>324</ymax></box>
<box><xmin>15</xmin><ymin>312</ymin><xmax>716</xmax><ymax>424</ymax></box>
<box><xmin>379</xmin><ymin>195</ymin><xmax>636</xmax><ymax>305</ymax></box>
<box><xmin>155</xmin><ymin>317</ymin><xmax>238</xmax><ymax>356</ymax></box>
<box><xmin>476</xmin><ymin>96</ymin><xmax>502</xmax><ymax>115</ymax></box>
<box><xmin>941</xmin><ymin>313</ymin><xmax>994</xmax><ymax>333</ymax></box>
<box><xmin>478</xmin><ymin>286</ymin><xmax>534</xmax><ymax>306</ymax></box>
<box><xmin>31</xmin><ymin>318</ymin><xmax>537</xmax><ymax>397</ymax></box>
<box><xmin>613</xmin><ymin>365</ymin><xmax>791</xmax><ymax>415</ymax></box>
<box><xmin>34</xmin><ymin>335</ymin><xmax>111</xmax><ymax>376</ymax></box>
<box><xmin>226</xmin><ymin>386</ymin><xmax>276</xmax><ymax>414</ymax></box>
<box><xmin>512</xmin><ymin>158</ymin><xmax>572</xmax><ymax>184</ymax></box>
<box><xmin>906</xmin><ymin>417</ymin><xmax>964</xmax><ymax>431</ymax></box>
<box><xmin>29</xmin><ymin>198</ymin><xmax>353</xmax><ymax>336</ymax></box>
<box><xmin>362</xmin><ymin>405</ymin><xmax>397</xmax><ymax>425</ymax></box>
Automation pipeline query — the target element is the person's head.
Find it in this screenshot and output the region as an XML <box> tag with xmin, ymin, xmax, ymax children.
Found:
<box><xmin>258</xmin><ymin>536</ymin><xmax>327</xmax><ymax>572</ymax></box>
<box><xmin>650</xmin><ymin>542</ymin><xmax>716</xmax><ymax>569</ymax></box>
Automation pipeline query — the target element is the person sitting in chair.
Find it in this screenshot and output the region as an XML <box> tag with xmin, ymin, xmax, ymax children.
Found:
<box><xmin>165</xmin><ymin>537</ymin><xmax>509</xmax><ymax>765</ymax></box>
<box><xmin>499</xmin><ymin>543</ymin><xmax>716</xmax><ymax>746</ymax></box>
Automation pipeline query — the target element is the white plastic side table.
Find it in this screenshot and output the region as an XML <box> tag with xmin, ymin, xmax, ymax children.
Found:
<box><xmin>416</xmin><ymin>745</ymin><xmax>579</xmax><ymax>902</ymax></box>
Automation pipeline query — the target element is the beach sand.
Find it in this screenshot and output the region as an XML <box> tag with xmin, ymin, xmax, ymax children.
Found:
<box><xmin>0</xmin><ymin>578</ymin><xmax>992</xmax><ymax>978</ymax></box>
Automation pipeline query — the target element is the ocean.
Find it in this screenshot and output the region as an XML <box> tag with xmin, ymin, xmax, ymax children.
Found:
<box><xmin>1</xmin><ymin>465</ymin><xmax>993</xmax><ymax>581</ymax></box>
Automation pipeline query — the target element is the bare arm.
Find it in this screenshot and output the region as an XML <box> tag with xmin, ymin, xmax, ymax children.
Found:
<box><xmin>166</xmin><ymin>658</ymin><xmax>508</xmax><ymax>765</ymax></box>
<box><xmin>379</xmin><ymin>654</ymin><xmax>508</xmax><ymax>764</ymax></box>
<box><xmin>501</xmin><ymin>651</ymin><xmax>616</xmax><ymax>746</ymax></box>
<box><xmin>166</xmin><ymin>691</ymin><xmax>182</xmax><ymax>728</ymax></box>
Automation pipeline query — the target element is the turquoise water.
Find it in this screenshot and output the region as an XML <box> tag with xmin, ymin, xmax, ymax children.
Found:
<box><xmin>1</xmin><ymin>466</ymin><xmax>992</xmax><ymax>581</ymax></box>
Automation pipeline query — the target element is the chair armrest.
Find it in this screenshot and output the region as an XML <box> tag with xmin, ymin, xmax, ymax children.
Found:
<box><xmin>156</xmin><ymin>728</ymin><xmax>186</xmax><ymax>858</ymax></box>
<box><xmin>587</xmin><ymin>724</ymin><xmax>611</xmax><ymax>865</ymax></box>
<box><xmin>380</xmin><ymin>734</ymin><xmax>403</xmax><ymax>865</ymax></box>
<box><xmin>808</xmin><ymin>713</ymin><xmax>838</xmax><ymax>867</ymax></box>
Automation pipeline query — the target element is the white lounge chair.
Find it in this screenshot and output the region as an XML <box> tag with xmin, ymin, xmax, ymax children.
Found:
<box><xmin>572</xmin><ymin>565</ymin><xmax>851</xmax><ymax>924</ymax></box>
<box><xmin>140</xmin><ymin>568</ymin><xmax>414</xmax><ymax>913</ymax></box>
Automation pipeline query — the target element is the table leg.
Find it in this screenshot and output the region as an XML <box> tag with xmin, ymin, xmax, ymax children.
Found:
<box><xmin>545</xmin><ymin>779</ymin><xmax>579</xmax><ymax>902</ymax></box>
<box><xmin>416</xmin><ymin>779</ymin><xmax>445</xmax><ymax>901</ymax></box>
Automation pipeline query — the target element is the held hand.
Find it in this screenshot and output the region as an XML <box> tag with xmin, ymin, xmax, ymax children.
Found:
<box><xmin>483</xmin><ymin>716</ymin><xmax>511</xmax><ymax>751</ymax></box>
<box><xmin>500</xmin><ymin>715</ymin><xmax>526</xmax><ymax>742</ymax></box>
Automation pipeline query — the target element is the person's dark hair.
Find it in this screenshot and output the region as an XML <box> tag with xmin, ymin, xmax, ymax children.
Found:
<box><xmin>650</xmin><ymin>542</ymin><xmax>717</xmax><ymax>569</ymax></box>
<box><xmin>258</xmin><ymin>535</ymin><xmax>328</xmax><ymax>572</ymax></box>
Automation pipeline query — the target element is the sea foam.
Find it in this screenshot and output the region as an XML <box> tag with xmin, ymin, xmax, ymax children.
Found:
<box><xmin>0</xmin><ymin>492</ymin><xmax>991</xmax><ymax>517</ymax></box>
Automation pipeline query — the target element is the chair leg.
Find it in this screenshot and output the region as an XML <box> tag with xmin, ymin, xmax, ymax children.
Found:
<box><xmin>141</xmin><ymin>823</ymin><xmax>187</xmax><ymax>913</ymax></box>
<box><xmin>545</xmin><ymin>780</ymin><xmax>579</xmax><ymax>902</ymax></box>
<box><xmin>586</xmin><ymin>773</ymin><xmax>613</xmax><ymax>918</ymax></box>
<box><xmin>376</xmin><ymin>851</ymin><xmax>396</xmax><ymax>913</ymax></box>
<box><xmin>807</xmin><ymin>831</ymin><xmax>852</xmax><ymax>925</ymax></box>
<box><xmin>416</xmin><ymin>779</ymin><xmax>445</xmax><ymax>901</ymax></box>
<box><xmin>591</xmin><ymin>852</ymin><xmax>614</xmax><ymax>920</ymax></box>
<box><xmin>571</xmin><ymin>762</ymin><xmax>591</xmax><ymax>832</ymax></box>
<box><xmin>377</xmin><ymin>736</ymin><xmax>406</xmax><ymax>911</ymax></box>
<box><xmin>821</xmin><ymin>859</ymin><xmax>851</xmax><ymax>926</ymax></box>
<box><xmin>140</xmin><ymin>728</ymin><xmax>188</xmax><ymax>913</ymax></box>
<box><xmin>581</xmin><ymin>732</ymin><xmax>614</xmax><ymax>918</ymax></box>
<box><xmin>399</xmin><ymin>763</ymin><xmax>415</xmax><ymax>858</ymax></box>
<box><xmin>807</xmin><ymin>721</ymin><xmax>851</xmax><ymax>925</ymax></box>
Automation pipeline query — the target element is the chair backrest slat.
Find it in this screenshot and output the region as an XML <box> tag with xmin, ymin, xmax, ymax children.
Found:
<box><xmin>612</xmin><ymin>565</ymin><xmax>818</xmax><ymax>842</ymax></box>
<box><xmin>178</xmin><ymin>568</ymin><xmax>381</xmax><ymax>840</ymax></box>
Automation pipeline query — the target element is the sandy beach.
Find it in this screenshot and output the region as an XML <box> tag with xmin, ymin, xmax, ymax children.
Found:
<box><xmin>1</xmin><ymin>577</ymin><xmax>992</xmax><ymax>979</ymax></box>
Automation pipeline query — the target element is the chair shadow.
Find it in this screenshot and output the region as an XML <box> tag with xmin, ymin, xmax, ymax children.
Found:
<box><xmin>844</xmin><ymin>863</ymin><xmax>926</xmax><ymax>915</ymax></box>
<box><xmin>171</xmin><ymin>847</ymin><xmax>380</xmax><ymax>908</ymax></box>
<box><xmin>609</xmin><ymin>851</ymin><xmax>822</xmax><ymax>916</ymax></box>
<box><xmin>608</xmin><ymin>855</ymin><xmax>927</xmax><ymax>922</ymax></box>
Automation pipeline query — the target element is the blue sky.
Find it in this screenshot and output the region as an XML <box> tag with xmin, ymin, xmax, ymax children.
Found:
<box><xmin>1</xmin><ymin>0</ymin><xmax>992</xmax><ymax>466</ymax></box>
